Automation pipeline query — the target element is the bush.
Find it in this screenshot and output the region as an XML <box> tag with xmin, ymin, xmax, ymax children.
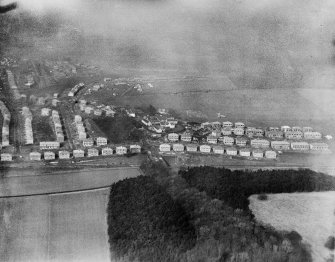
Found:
<box><xmin>325</xmin><ymin>236</ymin><xmax>335</xmax><ymax>250</ymax></box>
<box><xmin>258</xmin><ymin>194</ymin><xmax>268</xmax><ymax>201</ymax></box>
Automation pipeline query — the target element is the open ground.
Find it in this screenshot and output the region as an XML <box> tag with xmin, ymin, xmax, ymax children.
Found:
<box><xmin>249</xmin><ymin>191</ymin><xmax>335</xmax><ymax>262</ymax></box>
<box><xmin>0</xmin><ymin>188</ymin><xmax>112</xmax><ymax>262</ymax></box>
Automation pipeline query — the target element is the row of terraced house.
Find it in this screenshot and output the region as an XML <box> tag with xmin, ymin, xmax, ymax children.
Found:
<box><xmin>0</xmin><ymin>101</ymin><xmax>10</xmax><ymax>147</ymax></box>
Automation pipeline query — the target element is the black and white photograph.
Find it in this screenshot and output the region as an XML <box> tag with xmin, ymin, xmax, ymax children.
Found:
<box><xmin>0</xmin><ymin>0</ymin><xmax>334</xmax><ymax>261</ymax></box>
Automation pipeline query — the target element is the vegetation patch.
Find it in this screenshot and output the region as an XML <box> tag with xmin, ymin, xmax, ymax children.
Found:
<box><xmin>93</xmin><ymin>114</ymin><xmax>143</xmax><ymax>144</ymax></box>
<box><xmin>325</xmin><ymin>236</ymin><xmax>335</xmax><ymax>250</ymax></box>
<box><xmin>180</xmin><ymin>166</ymin><xmax>335</xmax><ymax>211</ymax></box>
<box><xmin>107</xmin><ymin>176</ymin><xmax>196</xmax><ymax>262</ymax></box>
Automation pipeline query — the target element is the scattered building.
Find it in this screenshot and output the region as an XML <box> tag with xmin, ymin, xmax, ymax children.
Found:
<box><xmin>180</xmin><ymin>133</ymin><xmax>192</xmax><ymax>142</ymax></box>
<box><xmin>226</xmin><ymin>147</ymin><xmax>238</xmax><ymax>156</ymax></box>
<box><xmin>222</xmin><ymin>121</ymin><xmax>233</xmax><ymax>128</ymax></box>
<box><xmin>250</xmin><ymin>139</ymin><xmax>270</xmax><ymax>148</ymax></box>
<box><xmin>167</xmin><ymin>133</ymin><xmax>179</xmax><ymax>142</ymax></box>
<box><xmin>233</xmin><ymin>128</ymin><xmax>244</xmax><ymax>136</ymax></box>
<box><xmin>173</xmin><ymin>143</ymin><xmax>184</xmax><ymax>152</ymax></box>
<box><xmin>265</xmin><ymin>130</ymin><xmax>284</xmax><ymax>139</ymax></box>
<box><xmin>235</xmin><ymin>122</ymin><xmax>245</xmax><ymax>128</ymax></box>
<box><xmin>222</xmin><ymin>127</ymin><xmax>232</xmax><ymax>136</ymax></box>
<box><xmin>102</xmin><ymin>147</ymin><xmax>114</xmax><ymax>155</ymax></box>
<box><xmin>253</xmin><ymin>128</ymin><xmax>264</xmax><ymax>137</ymax></box>
<box><xmin>223</xmin><ymin>136</ymin><xmax>234</xmax><ymax>146</ymax></box>
<box><xmin>213</xmin><ymin>145</ymin><xmax>224</xmax><ymax>154</ymax></box>
<box><xmin>130</xmin><ymin>144</ymin><xmax>141</xmax><ymax>153</ymax></box>
<box><xmin>252</xmin><ymin>149</ymin><xmax>264</xmax><ymax>158</ymax></box>
<box><xmin>281</xmin><ymin>126</ymin><xmax>291</xmax><ymax>133</ymax></box>
<box><xmin>302</xmin><ymin>127</ymin><xmax>313</xmax><ymax>133</ymax></box>
<box><xmin>199</xmin><ymin>144</ymin><xmax>211</xmax><ymax>153</ymax></box>
<box><xmin>285</xmin><ymin>131</ymin><xmax>303</xmax><ymax>140</ymax></box>
<box><xmin>159</xmin><ymin>143</ymin><xmax>171</xmax><ymax>152</ymax></box>
<box><xmin>96</xmin><ymin>137</ymin><xmax>108</xmax><ymax>146</ymax></box>
<box><xmin>271</xmin><ymin>141</ymin><xmax>290</xmax><ymax>150</ymax></box>
<box><xmin>1</xmin><ymin>153</ymin><xmax>12</xmax><ymax>161</ymax></box>
<box><xmin>116</xmin><ymin>146</ymin><xmax>127</xmax><ymax>155</ymax></box>
<box><xmin>44</xmin><ymin>151</ymin><xmax>55</xmax><ymax>160</ymax></box>
<box><xmin>83</xmin><ymin>138</ymin><xmax>94</xmax><ymax>147</ymax></box>
<box><xmin>58</xmin><ymin>150</ymin><xmax>70</xmax><ymax>159</ymax></box>
<box><xmin>30</xmin><ymin>152</ymin><xmax>41</xmax><ymax>161</ymax></box>
<box><xmin>239</xmin><ymin>148</ymin><xmax>251</xmax><ymax>157</ymax></box>
<box><xmin>73</xmin><ymin>149</ymin><xmax>85</xmax><ymax>158</ymax></box>
<box><xmin>186</xmin><ymin>144</ymin><xmax>198</xmax><ymax>152</ymax></box>
<box><xmin>235</xmin><ymin>137</ymin><xmax>247</xmax><ymax>147</ymax></box>
<box><xmin>207</xmin><ymin>135</ymin><xmax>218</xmax><ymax>144</ymax></box>
<box><xmin>265</xmin><ymin>150</ymin><xmax>277</xmax><ymax>159</ymax></box>
<box><xmin>87</xmin><ymin>148</ymin><xmax>99</xmax><ymax>157</ymax></box>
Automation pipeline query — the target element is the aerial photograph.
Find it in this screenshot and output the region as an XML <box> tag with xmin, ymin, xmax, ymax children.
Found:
<box><xmin>0</xmin><ymin>0</ymin><xmax>334</xmax><ymax>261</ymax></box>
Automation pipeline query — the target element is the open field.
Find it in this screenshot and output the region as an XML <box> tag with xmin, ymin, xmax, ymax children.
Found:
<box><xmin>249</xmin><ymin>192</ymin><xmax>335</xmax><ymax>262</ymax></box>
<box><xmin>0</xmin><ymin>167</ymin><xmax>141</xmax><ymax>197</ymax></box>
<box><xmin>0</xmin><ymin>188</ymin><xmax>112</xmax><ymax>262</ymax></box>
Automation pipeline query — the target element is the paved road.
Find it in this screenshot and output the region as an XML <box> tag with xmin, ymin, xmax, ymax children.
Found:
<box><xmin>0</xmin><ymin>167</ymin><xmax>142</xmax><ymax>197</ymax></box>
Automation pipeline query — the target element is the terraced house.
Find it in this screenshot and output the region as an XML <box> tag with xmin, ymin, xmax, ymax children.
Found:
<box><xmin>223</xmin><ymin>136</ymin><xmax>234</xmax><ymax>146</ymax></box>
<box><xmin>291</xmin><ymin>142</ymin><xmax>310</xmax><ymax>151</ymax></box>
<box><xmin>265</xmin><ymin>130</ymin><xmax>284</xmax><ymax>139</ymax></box>
<box><xmin>167</xmin><ymin>133</ymin><xmax>179</xmax><ymax>142</ymax></box>
<box><xmin>271</xmin><ymin>141</ymin><xmax>290</xmax><ymax>150</ymax></box>
<box><xmin>304</xmin><ymin>132</ymin><xmax>322</xmax><ymax>140</ymax></box>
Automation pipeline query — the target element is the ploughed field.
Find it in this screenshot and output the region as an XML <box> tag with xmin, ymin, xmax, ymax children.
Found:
<box><xmin>249</xmin><ymin>192</ymin><xmax>335</xmax><ymax>262</ymax></box>
<box><xmin>0</xmin><ymin>189</ymin><xmax>111</xmax><ymax>262</ymax></box>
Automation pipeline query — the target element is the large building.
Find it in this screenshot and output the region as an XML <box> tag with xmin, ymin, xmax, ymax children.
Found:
<box><xmin>291</xmin><ymin>142</ymin><xmax>310</xmax><ymax>151</ymax></box>
<box><xmin>309</xmin><ymin>143</ymin><xmax>329</xmax><ymax>151</ymax></box>
<box><xmin>250</xmin><ymin>139</ymin><xmax>270</xmax><ymax>148</ymax></box>
<box><xmin>304</xmin><ymin>132</ymin><xmax>322</xmax><ymax>140</ymax></box>
<box><xmin>40</xmin><ymin>141</ymin><xmax>60</xmax><ymax>150</ymax></box>
<box><xmin>271</xmin><ymin>141</ymin><xmax>290</xmax><ymax>150</ymax></box>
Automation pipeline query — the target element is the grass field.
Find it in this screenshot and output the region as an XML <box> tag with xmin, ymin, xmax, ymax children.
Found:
<box><xmin>249</xmin><ymin>192</ymin><xmax>335</xmax><ymax>262</ymax></box>
<box><xmin>0</xmin><ymin>188</ymin><xmax>112</xmax><ymax>262</ymax></box>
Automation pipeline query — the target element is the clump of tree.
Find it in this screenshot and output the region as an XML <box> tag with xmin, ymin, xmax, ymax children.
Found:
<box><xmin>140</xmin><ymin>161</ymin><xmax>312</xmax><ymax>262</ymax></box>
<box><xmin>180</xmin><ymin>166</ymin><xmax>335</xmax><ymax>211</ymax></box>
<box><xmin>94</xmin><ymin>114</ymin><xmax>143</xmax><ymax>143</ymax></box>
<box><xmin>107</xmin><ymin>176</ymin><xmax>196</xmax><ymax>262</ymax></box>
<box><xmin>325</xmin><ymin>236</ymin><xmax>335</xmax><ymax>250</ymax></box>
